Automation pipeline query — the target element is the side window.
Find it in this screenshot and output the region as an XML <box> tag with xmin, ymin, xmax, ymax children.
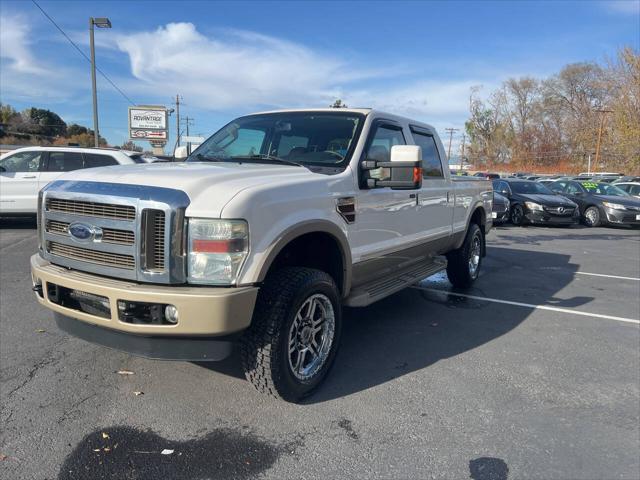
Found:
<box><xmin>566</xmin><ymin>183</ymin><xmax>582</xmax><ymax>194</ymax></box>
<box><xmin>411</xmin><ymin>131</ymin><xmax>443</xmax><ymax>178</ymax></box>
<box><xmin>83</xmin><ymin>153</ymin><xmax>118</xmax><ymax>168</ymax></box>
<box><xmin>46</xmin><ymin>152</ymin><xmax>84</xmax><ymax>172</ymax></box>
<box><xmin>552</xmin><ymin>181</ymin><xmax>567</xmax><ymax>192</ymax></box>
<box><xmin>0</xmin><ymin>151</ymin><xmax>42</xmax><ymax>173</ymax></box>
<box><xmin>630</xmin><ymin>185</ymin><xmax>640</xmax><ymax>196</ymax></box>
<box><xmin>365</xmin><ymin>124</ymin><xmax>405</xmax><ymax>181</ymax></box>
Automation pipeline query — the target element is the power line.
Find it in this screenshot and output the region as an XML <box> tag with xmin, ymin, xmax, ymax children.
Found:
<box><xmin>31</xmin><ymin>0</ymin><xmax>136</xmax><ymax>106</ymax></box>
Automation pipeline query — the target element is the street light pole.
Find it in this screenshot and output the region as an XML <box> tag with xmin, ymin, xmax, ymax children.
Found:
<box><xmin>89</xmin><ymin>17</ymin><xmax>111</xmax><ymax>148</ymax></box>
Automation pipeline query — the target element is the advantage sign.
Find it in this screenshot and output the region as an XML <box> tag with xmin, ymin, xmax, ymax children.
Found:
<box><xmin>128</xmin><ymin>106</ymin><xmax>168</xmax><ymax>142</ymax></box>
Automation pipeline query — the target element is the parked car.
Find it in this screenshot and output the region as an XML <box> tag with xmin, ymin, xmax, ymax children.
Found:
<box><xmin>550</xmin><ymin>180</ymin><xmax>640</xmax><ymax>227</ymax></box>
<box><xmin>613</xmin><ymin>176</ymin><xmax>640</xmax><ymax>184</ymax></box>
<box><xmin>537</xmin><ymin>178</ymin><xmax>557</xmax><ymax>186</ymax></box>
<box><xmin>30</xmin><ymin>108</ymin><xmax>494</xmax><ymax>402</ymax></box>
<box><xmin>474</xmin><ymin>172</ymin><xmax>501</xmax><ymax>179</ymax></box>
<box><xmin>493</xmin><ymin>178</ymin><xmax>579</xmax><ymax>226</ymax></box>
<box><xmin>614</xmin><ymin>182</ymin><xmax>640</xmax><ymax>199</ymax></box>
<box><xmin>492</xmin><ymin>191</ymin><xmax>510</xmax><ymax>223</ymax></box>
<box><xmin>0</xmin><ymin>146</ymin><xmax>142</xmax><ymax>216</ymax></box>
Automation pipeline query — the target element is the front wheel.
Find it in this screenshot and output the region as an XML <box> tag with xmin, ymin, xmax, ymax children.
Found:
<box><xmin>583</xmin><ymin>206</ymin><xmax>601</xmax><ymax>227</ymax></box>
<box><xmin>446</xmin><ymin>223</ymin><xmax>483</xmax><ymax>288</ymax></box>
<box><xmin>510</xmin><ymin>204</ymin><xmax>524</xmax><ymax>225</ymax></box>
<box><xmin>240</xmin><ymin>267</ymin><xmax>342</xmax><ymax>402</ymax></box>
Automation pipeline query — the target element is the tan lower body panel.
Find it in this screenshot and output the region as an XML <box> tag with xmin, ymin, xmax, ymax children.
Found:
<box><xmin>30</xmin><ymin>254</ymin><xmax>258</xmax><ymax>336</ymax></box>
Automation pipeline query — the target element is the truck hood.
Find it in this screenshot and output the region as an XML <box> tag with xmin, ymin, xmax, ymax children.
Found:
<box><xmin>55</xmin><ymin>162</ymin><xmax>317</xmax><ymax>217</ymax></box>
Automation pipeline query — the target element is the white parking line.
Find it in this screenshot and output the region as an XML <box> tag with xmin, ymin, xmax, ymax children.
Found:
<box><xmin>576</xmin><ymin>272</ymin><xmax>640</xmax><ymax>282</ymax></box>
<box><xmin>412</xmin><ymin>287</ymin><xmax>640</xmax><ymax>325</ymax></box>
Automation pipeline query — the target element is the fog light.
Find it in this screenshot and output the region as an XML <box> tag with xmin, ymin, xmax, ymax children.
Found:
<box><xmin>164</xmin><ymin>305</ymin><xmax>179</xmax><ymax>324</ymax></box>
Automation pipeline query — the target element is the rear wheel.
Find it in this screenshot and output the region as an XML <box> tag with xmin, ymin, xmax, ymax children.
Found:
<box><xmin>446</xmin><ymin>223</ymin><xmax>483</xmax><ymax>289</ymax></box>
<box><xmin>510</xmin><ymin>204</ymin><xmax>524</xmax><ymax>225</ymax></box>
<box><xmin>583</xmin><ymin>206</ymin><xmax>601</xmax><ymax>227</ymax></box>
<box><xmin>240</xmin><ymin>267</ymin><xmax>342</xmax><ymax>402</ymax></box>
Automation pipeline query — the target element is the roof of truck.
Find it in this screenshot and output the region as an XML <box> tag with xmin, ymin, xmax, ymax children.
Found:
<box><xmin>249</xmin><ymin>107</ymin><xmax>373</xmax><ymax>115</ymax></box>
<box><xmin>246</xmin><ymin>108</ymin><xmax>437</xmax><ymax>132</ymax></box>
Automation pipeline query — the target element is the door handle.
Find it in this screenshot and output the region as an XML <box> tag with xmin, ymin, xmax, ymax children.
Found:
<box><xmin>21</xmin><ymin>175</ymin><xmax>37</xmax><ymax>179</ymax></box>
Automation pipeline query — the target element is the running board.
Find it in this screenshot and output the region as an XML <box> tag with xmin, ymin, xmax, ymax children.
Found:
<box><xmin>345</xmin><ymin>258</ymin><xmax>447</xmax><ymax>307</ymax></box>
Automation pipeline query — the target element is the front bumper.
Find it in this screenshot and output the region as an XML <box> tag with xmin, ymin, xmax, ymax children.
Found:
<box><xmin>524</xmin><ymin>210</ymin><xmax>579</xmax><ymax>225</ymax></box>
<box><xmin>30</xmin><ymin>254</ymin><xmax>259</xmax><ymax>360</ymax></box>
<box><xmin>604</xmin><ymin>208</ymin><xmax>640</xmax><ymax>226</ymax></box>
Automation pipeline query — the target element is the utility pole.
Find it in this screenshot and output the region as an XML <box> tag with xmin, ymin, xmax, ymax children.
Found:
<box><xmin>460</xmin><ymin>134</ymin><xmax>466</xmax><ymax>173</ymax></box>
<box><xmin>174</xmin><ymin>94</ymin><xmax>182</xmax><ymax>147</ymax></box>
<box><xmin>444</xmin><ymin>127</ymin><xmax>459</xmax><ymax>161</ymax></box>
<box><xmin>89</xmin><ymin>17</ymin><xmax>112</xmax><ymax>147</ymax></box>
<box><xmin>594</xmin><ymin>109</ymin><xmax>612</xmax><ymax>171</ymax></box>
<box><xmin>181</xmin><ymin>116</ymin><xmax>195</xmax><ymax>154</ymax></box>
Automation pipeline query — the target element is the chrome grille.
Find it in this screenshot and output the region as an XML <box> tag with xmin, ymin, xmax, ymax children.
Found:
<box><xmin>46</xmin><ymin>220</ymin><xmax>135</xmax><ymax>245</ymax></box>
<box><xmin>40</xmin><ymin>182</ymin><xmax>189</xmax><ymax>283</ymax></box>
<box><xmin>46</xmin><ymin>198</ymin><xmax>135</xmax><ymax>221</ymax></box>
<box><xmin>47</xmin><ymin>241</ymin><xmax>135</xmax><ymax>270</ymax></box>
<box><xmin>142</xmin><ymin>209</ymin><xmax>166</xmax><ymax>271</ymax></box>
<box><xmin>544</xmin><ymin>206</ymin><xmax>574</xmax><ymax>215</ymax></box>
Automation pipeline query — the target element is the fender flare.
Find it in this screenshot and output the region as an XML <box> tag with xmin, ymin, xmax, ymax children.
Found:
<box><xmin>256</xmin><ymin>220</ymin><xmax>352</xmax><ymax>297</ymax></box>
<box><xmin>453</xmin><ymin>202</ymin><xmax>487</xmax><ymax>251</ymax></box>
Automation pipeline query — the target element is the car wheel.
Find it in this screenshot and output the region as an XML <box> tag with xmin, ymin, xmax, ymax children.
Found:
<box><xmin>583</xmin><ymin>206</ymin><xmax>601</xmax><ymax>227</ymax></box>
<box><xmin>240</xmin><ymin>267</ymin><xmax>342</xmax><ymax>402</ymax></box>
<box><xmin>446</xmin><ymin>223</ymin><xmax>483</xmax><ymax>288</ymax></box>
<box><xmin>510</xmin><ymin>204</ymin><xmax>524</xmax><ymax>226</ymax></box>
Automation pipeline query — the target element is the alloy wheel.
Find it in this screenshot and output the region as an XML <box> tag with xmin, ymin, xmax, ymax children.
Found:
<box><xmin>287</xmin><ymin>294</ymin><xmax>336</xmax><ymax>381</ymax></box>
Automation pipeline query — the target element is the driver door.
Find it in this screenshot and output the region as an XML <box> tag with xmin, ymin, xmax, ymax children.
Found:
<box><xmin>0</xmin><ymin>150</ymin><xmax>44</xmax><ymax>214</ymax></box>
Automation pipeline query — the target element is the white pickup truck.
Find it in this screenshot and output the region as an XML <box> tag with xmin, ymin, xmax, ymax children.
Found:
<box><xmin>31</xmin><ymin>108</ymin><xmax>493</xmax><ymax>402</ymax></box>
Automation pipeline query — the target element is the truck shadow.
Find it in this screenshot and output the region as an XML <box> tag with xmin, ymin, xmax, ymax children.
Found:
<box><xmin>0</xmin><ymin>216</ymin><xmax>37</xmax><ymax>229</ymax></box>
<box><xmin>305</xmin><ymin>247</ymin><xmax>584</xmax><ymax>403</ymax></box>
<box><xmin>196</xmin><ymin>247</ymin><xmax>587</xmax><ymax>402</ymax></box>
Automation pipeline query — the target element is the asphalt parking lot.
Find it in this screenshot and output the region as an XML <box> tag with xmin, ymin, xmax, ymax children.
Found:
<box><xmin>1</xmin><ymin>219</ymin><xmax>639</xmax><ymax>480</ymax></box>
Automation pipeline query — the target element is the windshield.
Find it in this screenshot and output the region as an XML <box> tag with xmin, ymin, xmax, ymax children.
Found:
<box><xmin>188</xmin><ymin>112</ymin><xmax>364</xmax><ymax>168</ymax></box>
<box><xmin>509</xmin><ymin>181</ymin><xmax>554</xmax><ymax>195</ymax></box>
<box><xmin>580</xmin><ymin>182</ymin><xmax>630</xmax><ymax>196</ymax></box>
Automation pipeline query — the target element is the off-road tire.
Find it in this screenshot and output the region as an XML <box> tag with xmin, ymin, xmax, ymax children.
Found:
<box><xmin>240</xmin><ymin>267</ymin><xmax>342</xmax><ymax>402</ymax></box>
<box><xmin>583</xmin><ymin>206</ymin><xmax>601</xmax><ymax>227</ymax></box>
<box><xmin>446</xmin><ymin>223</ymin><xmax>483</xmax><ymax>289</ymax></box>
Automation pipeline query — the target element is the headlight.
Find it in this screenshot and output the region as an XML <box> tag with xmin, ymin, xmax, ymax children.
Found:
<box><xmin>602</xmin><ymin>201</ymin><xmax>625</xmax><ymax>210</ymax></box>
<box><xmin>187</xmin><ymin>218</ymin><xmax>249</xmax><ymax>285</ymax></box>
<box><xmin>524</xmin><ymin>201</ymin><xmax>543</xmax><ymax>211</ymax></box>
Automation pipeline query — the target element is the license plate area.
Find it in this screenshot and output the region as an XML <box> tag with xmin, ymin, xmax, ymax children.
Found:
<box><xmin>636</xmin><ymin>214</ymin><xmax>640</xmax><ymax>220</ymax></box>
<box><xmin>46</xmin><ymin>283</ymin><xmax>111</xmax><ymax>319</ymax></box>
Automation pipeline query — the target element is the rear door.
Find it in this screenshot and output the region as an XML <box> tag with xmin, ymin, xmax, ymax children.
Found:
<box><xmin>39</xmin><ymin>151</ymin><xmax>84</xmax><ymax>190</ymax></box>
<box><xmin>0</xmin><ymin>150</ymin><xmax>44</xmax><ymax>214</ymax></box>
<box><xmin>410</xmin><ymin>126</ymin><xmax>454</xmax><ymax>252</ymax></box>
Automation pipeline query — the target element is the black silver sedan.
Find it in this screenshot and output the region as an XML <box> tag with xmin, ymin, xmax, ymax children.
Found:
<box><xmin>493</xmin><ymin>179</ymin><xmax>580</xmax><ymax>226</ymax></box>
<box><xmin>549</xmin><ymin>180</ymin><xmax>640</xmax><ymax>227</ymax></box>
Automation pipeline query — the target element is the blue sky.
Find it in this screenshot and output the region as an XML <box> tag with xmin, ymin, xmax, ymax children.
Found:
<box><xmin>1</xmin><ymin>0</ymin><xmax>638</xmax><ymax>153</ymax></box>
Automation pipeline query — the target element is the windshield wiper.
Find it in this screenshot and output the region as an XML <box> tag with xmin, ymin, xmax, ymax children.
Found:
<box><xmin>230</xmin><ymin>154</ymin><xmax>303</xmax><ymax>167</ymax></box>
<box><xmin>192</xmin><ymin>153</ymin><xmax>226</xmax><ymax>162</ymax></box>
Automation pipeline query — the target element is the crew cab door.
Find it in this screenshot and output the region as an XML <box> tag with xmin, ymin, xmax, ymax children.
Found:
<box><xmin>410</xmin><ymin>126</ymin><xmax>454</xmax><ymax>253</ymax></box>
<box><xmin>351</xmin><ymin>120</ymin><xmax>424</xmax><ymax>282</ymax></box>
<box><xmin>0</xmin><ymin>150</ymin><xmax>44</xmax><ymax>214</ymax></box>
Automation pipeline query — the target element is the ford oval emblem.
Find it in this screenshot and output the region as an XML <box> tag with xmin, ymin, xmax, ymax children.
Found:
<box><xmin>68</xmin><ymin>223</ymin><xmax>94</xmax><ymax>242</ymax></box>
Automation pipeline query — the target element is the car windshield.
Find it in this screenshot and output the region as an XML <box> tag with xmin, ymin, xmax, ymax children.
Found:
<box><xmin>187</xmin><ymin>112</ymin><xmax>364</xmax><ymax>168</ymax></box>
<box><xmin>580</xmin><ymin>182</ymin><xmax>630</xmax><ymax>196</ymax></box>
<box><xmin>509</xmin><ymin>181</ymin><xmax>554</xmax><ymax>194</ymax></box>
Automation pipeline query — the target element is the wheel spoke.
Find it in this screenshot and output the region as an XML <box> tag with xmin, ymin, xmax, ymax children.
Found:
<box><xmin>297</xmin><ymin>349</ymin><xmax>308</xmax><ymax>374</ymax></box>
